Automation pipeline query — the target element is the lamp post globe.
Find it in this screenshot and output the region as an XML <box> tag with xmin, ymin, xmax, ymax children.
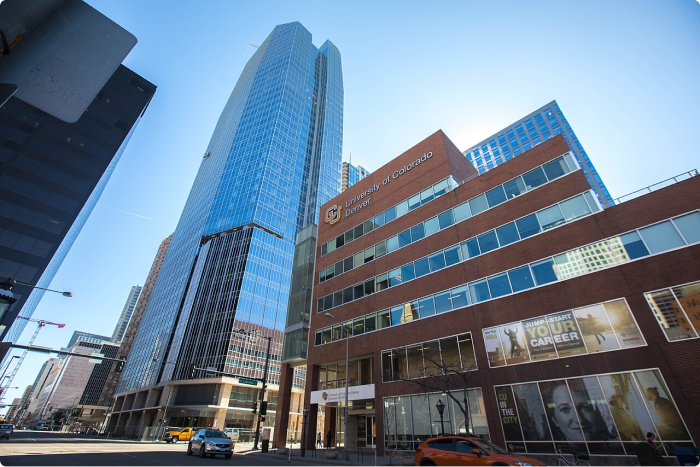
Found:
<box><xmin>436</xmin><ymin>399</ymin><xmax>446</xmax><ymax>436</ymax></box>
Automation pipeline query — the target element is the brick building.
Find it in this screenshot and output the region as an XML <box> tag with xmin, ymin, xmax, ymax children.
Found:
<box><xmin>293</xmin><ymin>130</ymin><xmax>699</xmax><ymax>462</ymax></box>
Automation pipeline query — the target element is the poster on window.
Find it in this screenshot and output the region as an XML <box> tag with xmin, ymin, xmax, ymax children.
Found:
<box><xmin>522</xmin><ymin>317</ymin><xmax>558</xmax><ymax>361</ymax></box>
<box><xmin>512</xmin><ymin>383</ymin><xmax>552</xmax><ymax>441</ymax></box>
<box><xmin>572</xmin><ymin>304</ymin><xmax>619</xmax><ymax>353</ymax></box>
<box><xmin>495</xmin><ymin>386</ymin><xmax>523</xmax><ymax>441</ymax></box>
<box><xmin>483</xmin><ymin>327</ymin><xmax>506</xmax><ymax>367</ymax></box>
<box><xmin>567</xmin><ymin>377</ymin><xmax>620</xmax><ymax>442</ymax></box>
<box><xmin>539</xmin><ymin>380</ymin><xmax>585</xmax><ymax>443</ymax></box>
<box><xmin>634</xmin><ymin>370</ymin><xmax>691</xmax><ymax>441</ymax></box>
<box><xmin>498</xmin><ymin>322</ymin><xmax>530</xmax><ymax>364</ymax></box>
<box><xmin>603</xmin><ymin>300</ymin><xmax>645</xmax><ymax>348</ymax></box>
<box><xmin>546</xmin><ymin>311</ymin><xmax>587</xmax><ymax>357</ymax></box>
<box><xmin>598</xmin><ymin>373</ymin><xmax>656</xmax><ymax>442</ymax></box>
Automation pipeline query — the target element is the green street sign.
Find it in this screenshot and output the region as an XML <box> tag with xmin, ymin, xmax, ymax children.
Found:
<box><xmin>238</xmin><ymin>377</ymin><xmax>259</xmax><ymax>386</ymax></box>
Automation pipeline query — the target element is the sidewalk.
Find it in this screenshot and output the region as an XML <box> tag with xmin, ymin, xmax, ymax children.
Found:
<box><xmin>234</xmin><ymin>442</ymin><xmax>405</xmax><ymax>466</ymax></box>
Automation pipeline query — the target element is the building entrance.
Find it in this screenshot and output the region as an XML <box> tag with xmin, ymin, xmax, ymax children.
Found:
<box><xmin>357</xmin><ymin>415</ymin><xmax>376</xmax><ymax>448</ymax></box>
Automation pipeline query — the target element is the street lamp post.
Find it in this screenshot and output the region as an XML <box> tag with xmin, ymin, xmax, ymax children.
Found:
<box><xmin>301</xmin><ymin>407</ymin><xmax>309</xmax><ymax>457</ymax></box>
<box><xmin>435</xmin><ymin>399</ymin><xmax>445</xmax><ymax>436</ymax></box>
<box><xmin>325</xmin><ymin>312</ymin><xmax>349</xmax><ymax>462</ymax></box>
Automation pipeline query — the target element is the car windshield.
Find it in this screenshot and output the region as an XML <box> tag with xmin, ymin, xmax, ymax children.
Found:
<box><xmin>0</xmin><ymin>424</ymin><xmax>12</xmax><ymax>429</ymax></box>
<box><xmin>204</xmin><ymin>430</ymin><xmax>227</xmax><ymax>438</ymax></box>
<box><xmin>472</xmin><ymin>438</ymin><xmax>508</xmax><ymax>454</ymax></box>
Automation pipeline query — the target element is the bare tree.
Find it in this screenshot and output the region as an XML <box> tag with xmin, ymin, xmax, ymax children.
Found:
<box><xmin>398</xmin><ymin>352</ymin><xmax>477</xmax><ymax>436</ymax></box>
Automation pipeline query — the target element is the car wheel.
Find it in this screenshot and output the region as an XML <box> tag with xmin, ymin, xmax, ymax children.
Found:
<box><xmin>225</xmin><ymin>453</ymin><xmax>232</xmax><ymax>459</ymax></box>
<box><xmin>200</xmin><ymin>442</ymin><xmax>207</xmax><ymax>458</ymax></box>
<box><xmin>172</xmin><ymin>436</ymin><xmax>179</xmax><ymax>443</ymax></box>
<box><xmin>187</xmin><ymin>443</ymin><xmax>193</xmax><ymax>456</ymax></box>
<box><xmin>420</xmin><ymin>460</ymin><xmax>436</xmax><ymax>466</ymax></box>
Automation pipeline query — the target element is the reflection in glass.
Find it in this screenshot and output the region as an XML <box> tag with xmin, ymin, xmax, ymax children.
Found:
<box><xmin>645</xmin><ymin>289</ymin><xmax>696</xmax><ymax>341</ymax></box>
<box><xmin>671</xmin><ymin>282</ymin><xmax>700</xmax><ymax>334</ymax></box>
<box><xmin>513</xmin><ymin>383</ymin><xmax>552</xmax><ymax>441</ymax></box>
<box><xmin>634</xmin><ymin>370</ymin><xmax>690</xmax><ymax>441</ymax></box>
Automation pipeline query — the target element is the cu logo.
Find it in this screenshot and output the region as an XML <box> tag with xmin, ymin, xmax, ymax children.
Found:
<box><xmin>325</xmin><ymin>205</ymin><xmax>342</xmax><ymax>225</ymax></box>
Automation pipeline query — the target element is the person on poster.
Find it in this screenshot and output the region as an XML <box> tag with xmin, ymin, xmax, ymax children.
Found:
<box><xmin>645</xmin><ymin>387</ymin><xmax>685</xmax><ymax>440</ymax></box>
<box><xmin>503</xmin><ymin>327</ymin><xmax>523</xmax><ymax>358</ymax></box>
<box><xmin>543</xmin><ymin>383</ymin><xmax>584</xmax><ymax>442</ymax></box>
<box><xmin>609</xmin><ymin>393</ymin><xmax>644</xmax><ymax>441</ymax></box>
<box><xmin>587</xmin><ymin>313</ymin><xmax>606</xmax><ymax>344</ymax></box>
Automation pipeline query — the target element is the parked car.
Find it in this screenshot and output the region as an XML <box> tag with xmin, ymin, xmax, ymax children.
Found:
<box><xmin>0</xmin><ymin>424</ymin><xmax>14</xmax><ymax>440</ymax></box>
<box><xmin>163</xmin><ymin>427</ymin><xmax>202</xmax><ymax>443</ymax></box>
<box><xmin>187</xmin><ymin>429</ymin><xmax>233</xmax><ymax>459</ymax></box>
<box><xmin>223</xmin><ymin>428</ymin><xmax>240</xmax><ymax>441</ymax></box>
<box><xmin>414</xmin><ymin>436</ymin><xmax>545</xmax><ymax>466</ymax></box>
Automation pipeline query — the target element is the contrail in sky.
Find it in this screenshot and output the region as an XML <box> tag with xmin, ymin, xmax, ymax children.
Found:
<box><xmin>105</xmin><ymin>207</ymin><xmax>153</xmax><ymax>221</ymax></box>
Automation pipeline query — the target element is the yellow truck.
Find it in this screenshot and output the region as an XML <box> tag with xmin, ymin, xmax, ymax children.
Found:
<box><xmin>163</xmin><ymin>427</ymin><xmax>202</xmax><ymax>443</ymax></box>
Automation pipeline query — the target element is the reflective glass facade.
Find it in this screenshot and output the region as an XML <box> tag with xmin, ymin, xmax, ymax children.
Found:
<box><xmin>119</xmin><ymin>22</ymin><xmax>342</xmax><ymax>393</ymax></box>
<box><xmin>0</xmin><ymin>65</ymin><xmax>155</xmax><ymax>342</ymax></box>
<box><xmin>463</xmin><ymin>100</ymin><xmax>613</xmax><ymax>207</ymax></box>
<box><xmin>341</xmin><ymin>162</ymin><xmax>370</xmax><ymax>191</ymax></box>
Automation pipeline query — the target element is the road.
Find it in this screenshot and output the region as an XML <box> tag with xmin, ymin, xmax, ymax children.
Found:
<box><xmin>0</xmin><ymin>431</ymin><xmax>338</xmax><ymax>466</ymax></box>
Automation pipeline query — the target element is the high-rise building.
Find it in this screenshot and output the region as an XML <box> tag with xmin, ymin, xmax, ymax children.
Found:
<box><xmin>462</xmin><ymin>100</ymin><xmax>613</xmax><ymax>207</ymax></box>
<box><xmin>0</xmin><ymin>0</ymin><xmax>156</xmax><ymax>342</ymax></box>
<box><xmin>341</xmin><ymin>162</ymin><xmax>370</xmax><ymax>191</ymax></box>
<box><xmin>112</xmin><ymin>22</ymin><xmax>342</xmax><ymax>438</ymax></box>
<box><xmin>111</xmin><ymin>285</ymin><xmax>142</xmax><ymax>343</ymax></box>
<box><xmin>23</xmin><ymin>357</ymin><xmax>61</xmax><ymax>420</ymax></box>
<box><xmin>99</xmin><ymin>234</ymin><xmax>172</xmax><ymax>411</ymax></box>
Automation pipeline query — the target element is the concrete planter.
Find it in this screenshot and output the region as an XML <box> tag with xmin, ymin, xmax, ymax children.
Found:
<box><xmin>325</xmin><ymin>451</ymin><xmax>340</xmax><ymax>460</ymax></box>
<box><xmin>277</xmin><ymin>448</ymin><xmax>288</xmax><ymax>455</ymax></box>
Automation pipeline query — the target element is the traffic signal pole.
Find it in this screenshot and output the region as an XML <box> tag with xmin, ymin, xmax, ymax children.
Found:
<box><xmin>253</xmin><ymin>335</ymin><xmax>271</xmax><ymax>450</ymax></box>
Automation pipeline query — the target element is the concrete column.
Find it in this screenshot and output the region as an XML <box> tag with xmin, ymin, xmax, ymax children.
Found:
<box><xmin>213</xmin><ymin>408</ymin><xmax>227</xmax><ymax>430</ymax></box>
<box><xmin>272</xmin><ymin>363</ymin><xmax>294</xmax><ymax>448</ymax></box>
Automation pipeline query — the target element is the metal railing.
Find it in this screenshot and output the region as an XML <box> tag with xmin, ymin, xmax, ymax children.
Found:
<box><xmin>613</xmin><ymin>169</ymin><xmax>698</xmax><ymax>205</ymax></box>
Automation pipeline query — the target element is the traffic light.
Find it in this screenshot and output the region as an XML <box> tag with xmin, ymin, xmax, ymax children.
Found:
<box><xmin>114</xmin><ymin>360</ymin><xmax>125</xmax><ymax>372</ymax></box>
<box><xmin>251</xmin><ymin>401</ymin><xmax>257</xmax><ymax>414</ymax></box>
<box><xmin>259</xmin><ymin>401</ymin><xmax>267</xmax><ymax>416</ymax></box>
<box><xmin>190</xmin><ymin>364</ymin><xmax>196</xmax><ymax>378</ymax></box>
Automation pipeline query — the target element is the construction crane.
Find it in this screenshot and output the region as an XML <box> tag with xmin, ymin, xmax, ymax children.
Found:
<box><xmin>0</xmin><ymin>317</ymin><xmax>65</xmax><ymax>399</ymax></box>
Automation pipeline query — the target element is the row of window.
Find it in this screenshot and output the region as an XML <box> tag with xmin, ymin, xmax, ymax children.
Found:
<box><xmin>314</xmin><ymin>211</ymin><xmax>700</xmax><ymax>346</ymax></box>
<box><xmin>381</xmin><ymin>333</ymin><xmax>476</xmax><ymax>382</ymax></box>
<box><xmin>317</xmin><ymin>190</ymin><xmax>600</xmax><ymax>313</ymax></box>
<box><xmin>483</xmin><ymin>298</ymin><xmax>645</xmax><ymax>368</ymax></box>
<box><xmin>320</xmin><ymin>176</ymin><xmax>458</xmax><ymax>257</ymax></box>
<box><xmin>319</xmin><ymin>153</ymin><xmax>578</xmax><ymax>282</ymax></box>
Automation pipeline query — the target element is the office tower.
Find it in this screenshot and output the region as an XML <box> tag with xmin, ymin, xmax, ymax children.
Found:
<box><xmin>23</xmin><ymin>357</ymin><xmax>61</xmax><ymax>420</ymax></box>
<box><xmin>0</xmin><ymin>0</ymin><xmax>155</xmax><ymax>342</ymax></box>
<box><xmin>302</xmin><ymin>130</ymin><xmax>699</xmax><ymax>458</ymax></box>
<box><xmin>113</xmin><ymin>22</ymin><xmax>342</xmax><ymax>438</ymax></box>
<box><xmin>463</xmin><ymin>100</ymin><xmax>613</xmax><ymax>206</ymax></box>
<box><xmin>99</xmin><ymin>234</ymin><xmax>172</xmax><ymax>410</ymax></box>
<box><xmin>111</xmin><ymin>285</ymin><xmax>142</xmax><ymax>343</ymax></box>
<box><xmin>341</xmin><ymin>162</ymin><xmax>370</xmax><ymax>191</ymax></box>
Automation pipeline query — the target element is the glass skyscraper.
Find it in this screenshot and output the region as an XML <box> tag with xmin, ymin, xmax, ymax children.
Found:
<box><xmin>462</xmin><ymin>100</ymin><xmax>613</xmax><ymax>207</ymax></box>
<box><xmin>118</xmin><ymin>20</ymin><xmax>342</xmax><ymax>412</ymax></box>
<box><xmin>341</xmin><ymin>162</ymin><xmax>370</xmax><ymax>192</ymax></box>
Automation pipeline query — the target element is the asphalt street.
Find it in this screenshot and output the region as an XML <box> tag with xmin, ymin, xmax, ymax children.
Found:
<box><xmin>0</xmin><ymin>430</ymin><xmax>355</xmax><ymax>466</ymax></box>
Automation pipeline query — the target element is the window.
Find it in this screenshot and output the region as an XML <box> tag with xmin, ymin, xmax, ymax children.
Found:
<box><xmin>516</xmin><ymin>214</ymin><xmax>541</xmax><ymax>239</ymax></box>
<box><xmin>411</xmin><ymin>223</ymin><xmax>425</xmax><ymax>242</ymax></box>
<box><xmin>639</xmin><ymin>221</ymin><xmax>685</xmax><ymax>254</ymax></box>
<box><xmin>408</xmin><ymin>194</ymin><xmax>421</xmax><ymax>211</ymax></box>
<box><xmin>496</xmin><ymin>223</ymin><xmax>520</xmax><ymax>247</ymax></box>
<box><xmin>401</xmin><ymin>263</ymin><xmax>416</xmax><ymax>282</ymax></box>
<box><xmin>387</xmin><ymin>235</ymin><xmax>399</xmax><ymax>253</ymax></box>
<box><xmin>365</xmin><ymin>313</ymin><xmax>377</xmax><ymax>333</ymax></box>
<box><xmin>488</xmin><ymin>273</ymin><xmax>512</xmax><ymax>298</ymax></box>
<box><xmin>376</xmin><ymin>273</ymin><xmax>389</xmax><ymax>291</ymax></box>
<box><xmin>461</xmin><ymin>238</ymin><xmax>480</xmax><ymax>259</ymax></box>
<box><xmin>375</xmin><ymin>241</ymin><xmax>387</xmax><ymax>258</ymax></box>
<box><xmin>522</xmin><ymin>166</ymin><xmax>547</xmax><ymax>190</ymax></box>
<box><xmin>420</xmin><ymin>186</ymin><xmax>434</xmax><ymax>204</ymax></box>
<box><xmin>438</xmin><ymin>210</ymin><xmax>454</xmax><ymax>229</ymax></box>
<box><xmin>378</xmin><ymin>309</ymin><xmax>391</xmax><ymax>329</ymax></box>
<box><xmin>364</xmin><ymin>246</ymin><xmax>375</xmax><ymax>263</ymax></box>
<box><xmin>560</xmin><ymin>195</ymin><xmax>591</xmax><ymax>221</ymax></box>
<box><xmin>469</xmin><ymin>194</ymin><xmax>488</xmax><ymax>215</ymax></box>
<box><xmin>424</xmin><ymin>217</ymin><xmax>440</xmax><ymax>236</ymax></box>
<box><xmin>469</xmin><ymin>279</ymin><xmax>490</xmax><ymax>303</ymax></box>
<box><xmin>477</xmin><ymin>231</ymin><xmax>499</xmax><ymax>254</ymax></box>
<box><xmin>618</xmin><ymin>231</ymin><xmax>649</xmax><ymax>259</ymax></box>
<box><xmin>434</xmin><ymin>291</ymin><xmax>452</xmax><ymax>314</ymax></box>
<box><xmin>453</xmin><ymin>202</ymin><xmax>471</xmax><ymax>222</ymax></box>
<box><xmin>429</xmin><ymin>251</ymin><xmax>446</xmax><ymax>272</ymax></box>
<box><xmin>433</xmin><ymin>179</ymin><xmax>449</xmax><ymax>197</ymax></box>
<box><xmin>503</xmin><ymin>177</ymin><xmax>526</xmax><ymax>199</ymax></box>
<box><xmin>414</xmin><ymin>257</ymin><xmax>430</xmax><ymax>278</ymax></box>
<box><xmin>485</xmin><ymin>185</ymin><xmax>507</xmax><ymax>207</ymax></box>
<box><xmin>531</xmin><ymin>258</ymin><xmax>558</xmax><ymax>285</ymax></box>
<box><xmin>444</xmin><ymin>245</ymin><xmax>462</xmax><ymax>266</ymax></box>
<box><xmin>398</xmin><ymin>229</ymin><xmax>411</xmax><ymax>248</ymax></box>
<box><xmin>508</xmin><ymin>266</ymin><xmax>535</xmax><ymax>293</ymax></box>
<box><xmin>418</xmin><ymin>296</ymin><xmax>435</xmax><ymax>318</ymax></box>
<box><xmin>396</xmin><ymin>201</ymin><xmax>409</xmax><ymax>218</ymax></box>
<box><xmin>385</xmin><ymin>206</ymin><xmax>397</xmax><ymax>223</ymax></box>
<box><xmin>537</xmin><ymin>205</ymin><xmax>565</xmax><ymax>231</ymax></box>
<box><xmin>543</xmin><ymin>158</ymin><xmax>569</xmax><ymax>180</ymax></box>
<box><xmin>673</xmin><ymin>212</ymin><xmax>700</xmax><ymax>244</ymax></box>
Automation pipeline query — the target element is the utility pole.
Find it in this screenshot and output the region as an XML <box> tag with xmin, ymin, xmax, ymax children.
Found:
<box><xmin>253</xmin><ymin>335</ymin><xmax>271</xmax><ymax>450</ymax></box>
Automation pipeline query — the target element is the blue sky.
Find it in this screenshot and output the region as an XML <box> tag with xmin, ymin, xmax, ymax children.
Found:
<box><xmin>4</xmin><ymin>0</ymin><xmax>699</xmax><ymax>407</ymax></box>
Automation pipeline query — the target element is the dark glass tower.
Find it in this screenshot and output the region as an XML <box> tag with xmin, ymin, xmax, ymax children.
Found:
<box><xmin>0</xmin><ymin>65</ymin><xmax>156</xmax><ymax>340</ymax></box>
<box><xmin>119</xmin><ymin>22</ymin><xmax>343</xmax><ymax>395</ymax></box>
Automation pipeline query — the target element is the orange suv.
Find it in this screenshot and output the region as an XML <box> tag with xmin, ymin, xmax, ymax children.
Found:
<box><xmin>414</xmin><ymin>436</ymin><xmax>545</xmax><ymax>466</ymax></box>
